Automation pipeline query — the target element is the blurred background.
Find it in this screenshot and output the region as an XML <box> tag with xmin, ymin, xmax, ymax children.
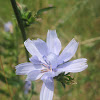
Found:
<box><xmin>0</xmin><ymin>0</ymin><xmax>100</xmax><ymax>100</ymax></box>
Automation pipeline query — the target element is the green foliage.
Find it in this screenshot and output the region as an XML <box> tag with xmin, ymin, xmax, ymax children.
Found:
<box><xmin>54</xmin><ymin>73</ymin><xmax>75</xmax><ymax>88</ymax></box>
<box><xmin>35</xmin><ymin>7</ymin><xmax>55</xmax><ymax>17</ymax></box>
<box><xmin>0</xmin><ymin>89</ymin><xmax>10</xmax><ymax>97</ymax></box>
<box><xmin>21</xmin><ymin>9</ymin><xmax>36</xmax><ymax>27</ymax></box>
<box><xmin>17</xmin><ymin>4</ymin><xmax>55</xmax><ymax>27</ymax></box>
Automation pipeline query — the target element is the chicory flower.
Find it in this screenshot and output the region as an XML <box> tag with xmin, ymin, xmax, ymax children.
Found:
<box><xmin>15</xmin><ymin>30</ymin><xmax>88</xmax><ymax>100</ymax></box>
<box><xmin>4</xmin><ymin>21</ymin><xmax>13</xmax><ymax>33</ymax></box>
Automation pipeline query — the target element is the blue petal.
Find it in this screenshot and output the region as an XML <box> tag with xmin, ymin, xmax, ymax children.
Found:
<box><xmin>24</xmin><ymin>39</ymin><xmax>45</xmax><ymax>63</ymax></box>
<box><xmin>32</xmin><ymin>39</ymin><xmax>49</xmax><ymax>56</ymax></box>
<box><xmin>15</xmin><ymin>63</ymin><xmax>43</xmax><ymax>75</ymax></box>
<box><xmin>41</xmin><ymin>71</ymin><xmax>60</xmax><ymax>79</ymax></box>
<box><xmin>58</xmin><ymin>38</ymin><xmax>79</xmax><ymax>65</ymax></box>
<box><xmin>41</xmin><ymin>76</ymin><xmax>54</xmax><ymax>91</ymax></box>
<box><xmin>26</xmin><ymin>70</ymin><xmax>44</xmax><ymax>81</ymax></box>
<box><xmin>46</xmin><ymin>53</ymin><xmax>58</xmax><ymax>69</ymax></box>
<box><xmin>57</xmin><ymin>58</ymin><xmax>88</xmax><ymax>73</ymax></box>
<box><xmin>29</xmin><ymin>56</ymin><xmax>42</xmax><ymax>64</ymax></box>
<box><xmin>46</xmin><ymin>30</ymin><xmax>61</xmax><ymax>55</ymax></box>
<box><xmin>40</xmin><ymin>81</ymin><xmax>54</xmax><ymax>100</ymax></box>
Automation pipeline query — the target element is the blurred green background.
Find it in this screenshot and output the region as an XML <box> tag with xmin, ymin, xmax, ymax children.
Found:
<box><xmin>0</xmin><ymin>0</ymin><xmax>100</xmax><ymax>100</ymax></box>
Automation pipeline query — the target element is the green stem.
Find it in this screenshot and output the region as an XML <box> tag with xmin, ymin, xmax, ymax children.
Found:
<box><xmin>28</xmin><ymin>82</ymin><xmax>35</xmax><ymax>100</ymax></box>
<box><xmin>10</xmin><ymin>0</ymin><xmax>29</xmax><ymax>61</ymax></box>
<box><xmin>15</xmin><ymin>26</ymin><xmax>19</xmax><ymax>64</ymax></box>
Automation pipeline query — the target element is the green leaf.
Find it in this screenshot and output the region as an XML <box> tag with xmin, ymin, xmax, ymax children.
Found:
<box><xmin>28</xmin><ymin>17</ymin><xmax>35</xmax><ymax>24</ymax></box>
<box><xmin>35</xmin><ymin>6</ymin><xmax>56</xmax><ymax>17</ymax></box>
<box><xmin>54</xmin><ymin>72</ymin><xmax>75</xmax><ymax>87</ymax></box>
<box><xmin>26</xmin><ymin>11</ymin><xmax>32</xmax><ymax>19</ymax></box>
<box><xmin>61</xmin><ymin>82</ymin><xmax>66</xmax><ymax>88</ymax></box>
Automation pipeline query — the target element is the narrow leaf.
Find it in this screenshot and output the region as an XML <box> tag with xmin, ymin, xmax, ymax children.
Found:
<box><xmin>35</xmin><ymin>7</ymin><xmax>55</xmax><ymax>17</ymax></box>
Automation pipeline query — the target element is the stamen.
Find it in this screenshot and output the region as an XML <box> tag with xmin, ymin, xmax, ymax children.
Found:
<box><xmin>41</xmin><ymin>64</ymin><xmax>52</xmax><ymax>72</ymax></box>
<box><xmin>49</xmin><ymin>65</ymin><xmax>52</xmax><ymax>71</ymax></box>
<box><xmin>41</xmin><ymin>69</ymin><xmax>48</xmax><ymax>73</ymax></box>
<box><xmin>42</xmin><ymin>63</ymin><xmax>49</xmax><ymax>68</ymax></box>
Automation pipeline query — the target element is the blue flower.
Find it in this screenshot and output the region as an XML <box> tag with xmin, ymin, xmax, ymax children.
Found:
<box><xmin>15</xmin><ymin>30</ymin><xmax>88</xmax><ymax>100</ymax></box>
<box><xmin>4</xmin><ymin>22</ymin><xmax>13</xmax><ymax>33</ymax></box>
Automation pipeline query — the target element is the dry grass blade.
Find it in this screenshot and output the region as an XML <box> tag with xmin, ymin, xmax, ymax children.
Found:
<box><xmin>81</xmin><ymin>37</ymin><xmax>100</xmax><ymax>45</ymax></box>
<box><xmin>0</xmin><ymin>56</ymin><xmax>13</xmax><ymax>100</ymax></box>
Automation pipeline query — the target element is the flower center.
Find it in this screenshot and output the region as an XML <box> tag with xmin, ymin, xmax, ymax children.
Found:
<box><xmin>41</xmin><ymin>63</ymin><xmax>52</xmax><ymax>73</ymax></box>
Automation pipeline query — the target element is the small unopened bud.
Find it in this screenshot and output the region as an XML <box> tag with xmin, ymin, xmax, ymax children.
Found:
<box><xmin>24</xmin><ymin>81</ymin><xmax>31</xmax><ymax>94</ymax></box>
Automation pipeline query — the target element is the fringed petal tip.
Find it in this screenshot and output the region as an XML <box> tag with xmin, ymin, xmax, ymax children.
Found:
<box><xmin>15</xmin><ymin>62</ymin><xmax>43</xmax><ymax>75</ymax></box>
<box><xmin>48</xmin><ymin>30</ymin><xmax>56</xmax><ymax>33</ymax></box>
<box><xmin>57</xmin><ymin>58</ymin><xmax>88</xmax><ymax>73</ymax></box>
<box><xmin>47</xmin><ymin>30</ymin><xmax>61</xmax><ymax>55</ymax></box>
